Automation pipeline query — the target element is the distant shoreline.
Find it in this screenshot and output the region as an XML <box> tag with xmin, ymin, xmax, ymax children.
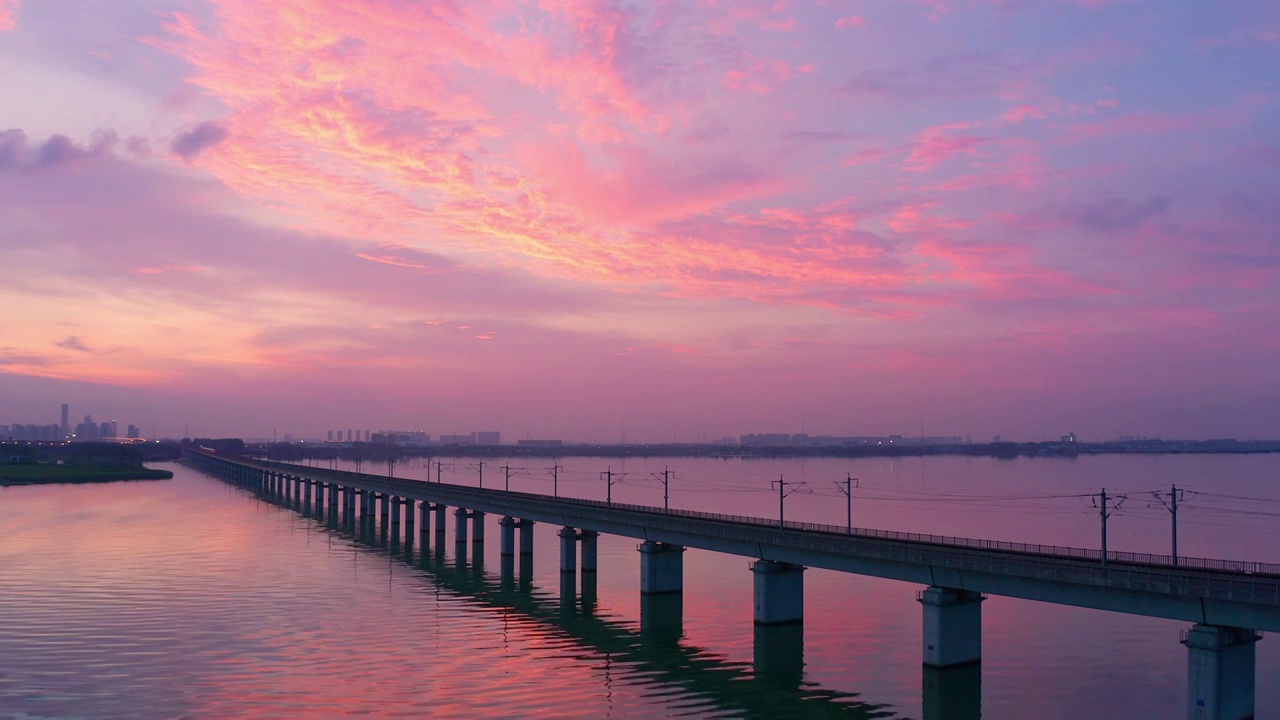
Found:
<box><xmin>0</xmin><ymin>464</ymin><xmax>174</xmax><ymax>486</ymax></box>
<box><xmin>252</xmin><ymin>439</ymin><xmax>1280</xmax><ymax>462</ymax></box>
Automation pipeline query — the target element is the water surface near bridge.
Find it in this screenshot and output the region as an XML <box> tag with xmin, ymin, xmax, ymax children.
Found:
<box><xmin>2</xmin><ymin>454</ymin><xmax>1278</xmax><ymax>718</ymax></box>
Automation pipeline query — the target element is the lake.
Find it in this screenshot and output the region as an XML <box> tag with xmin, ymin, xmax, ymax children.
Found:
<box><xmin>2</xmin><ymin>453</ymin><xmax>1278</xmax><ymax>718</ymax></box>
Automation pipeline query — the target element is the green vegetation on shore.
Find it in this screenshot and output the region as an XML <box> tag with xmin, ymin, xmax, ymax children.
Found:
<box><xmin>0</xmin><ymin>463</ymin><xmax>173</xmax><ymax>486</ymax></box>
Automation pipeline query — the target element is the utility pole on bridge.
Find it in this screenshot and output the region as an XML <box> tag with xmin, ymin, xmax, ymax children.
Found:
<box><xmin>648</xmin><ymin>466</ymin><xmax>674</xmax><ymax>510</ymax></box>
<box><xmin>500</xmin><ymin>464</ymin><xmax>526</xmax><ymax>493</ymax></box>
<box><xmin>1152</xmin><ymin>484</ymin><xmax>1188</xmax><ymax>565</ymax></box>
<box><xmin>772</xmin><ymin>476</ymin><xmax>809</xmax><ymax>528</ymax></box>
<box><xmin>602</xmin><ymin>467</ymin><xmax>625</xmax><ymax>504</ymax></box>
<box><xmin>469</xmin><ymin>461</ymin><xmax>487</xmax><ymax>489</ymax></box>
<box><xmin>546</xmin><ymin>464</ymin><xmax>563</xmax><ymax>497</ymax></box>
<box><xmin>1092</xmin><ymin>488</ymin><xmax>1127</xmax><ymax>568</ymax></box>
<box><xmin>834</xmin><ymin>475</ymin><xmax>858</xmax><ymax>533</ymax></box>
<box><xmin>432</xmin><ymin>460</ymin><xmax>451</xmax><ymax>484</ymax></box>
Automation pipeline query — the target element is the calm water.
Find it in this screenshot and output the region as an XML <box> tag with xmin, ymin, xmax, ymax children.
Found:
<box><xmin>2</xmin><ymin>454</ymin><xmax>1279</xmax><ymax>719</ymax></box>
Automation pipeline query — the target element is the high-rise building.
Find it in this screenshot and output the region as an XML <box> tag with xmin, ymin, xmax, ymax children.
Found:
<box><xmin>127</xmin><ymin>425</ymin><xmax>140</xmax><ymax>439</ymax></box>
<box><xmin>475</xmin><ymin>431</ymin><xmax>501</xmax><ymax>445</ymax></box>
<box><xmin>76</xmin><ymin>415</ymin><xmax>97</xmax><ymax>440</ymax></box>
<box><xmin>327</xmin><ymin>430</ymin><xmax>333</xmax><ymax>441</ymax></box>
<box><xmin>60</xmin><ymin>403</ymin><xmax>69</xmax><ymax>439</ymax></box>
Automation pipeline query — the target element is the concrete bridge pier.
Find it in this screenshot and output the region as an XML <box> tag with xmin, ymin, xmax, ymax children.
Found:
<box><xmin>580</xmin><ymin>530</ymin><xmax>599</xmax><ymax>572</ymax></box>
<box><xmin>559</xmin><ymin>527</ymin><xmax>577</xmax><ymax>573</ymax></box>
<box><xmin>328</xmin><ymin>484</ymin><xmax>338</xmax><ymax>518</ymax></box>
<box><xmin>518</xmin><ymin>519</ymin><xmax>534</xmax><ymax>555</ymax></box>
<box><xmin>355</xmin><ymin>490</ymin><xmax>368</xmax><ymax>537</ymax></box>
<box><xmin>403</xmin><ymin>500</ymin><xmax>414</xmax><ymax>543</ymax></box>
<box><xmin>302</xmin><ymin>480</ymin><xmax>313</xmax><ymax>514</ymax></box>
<box><xmin>376</xmin><ymin>495</ymin><xmax>388</xmax><ymax>544</ymax></box>
<box><xmin>390</xmin><ymin>497</ymin><xmax>402</xmax><ymax>546</ymax></box>
<box><xmin>434</xmin><ymin>504</ymin><xmax>447</xmax><ymax>548</ymax></box>
<box><xmin>1183</xmin><ymin>624</ymin><xmax>1260</xmax><ymax>720</ymax></box>
<box><xmin>752</xmin><ymin>561</ymin><xmax>805</xmax><ymax>625</ymax></box>
<box><xmin>499</xmin><ymin>516</ymin><xmax>517</xmax><ymax>556</ymax></box>
<box><xmin>281</xmin><ymin>475</ymin><xmax>290</xmax><ymax>503</ymax></box>
<box><xmin>919</xmin><ymin>587</ymin><xmax>984</xmax><ymax>668</ymax></box>
<box><xmin>471</xmin><ymin>511</ymin><xmax>486</xmax><ymax>545</ymax></box>
<box><xmin>455</xmin><ymin>507</ymin><xmax>469</xmax><ymax>545</ymax></box>
<box><xmin>419</xmin><ymin>502</ymin><xmax>432</xmax><ymax>539</ymax></box>
<box><xmin>640</xmin><ymin>541</ymin><xmax>685</xmax><ymax>594</ymax></box>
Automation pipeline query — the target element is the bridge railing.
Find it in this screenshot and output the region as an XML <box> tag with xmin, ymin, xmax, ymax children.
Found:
<box><xmin>208</xmin><ymin>453</ymin><xmax>1280</xmax><ymax>578</ymax></box>
<box><xmin>524</xmin><ymin>493</ymin><xmax>1280</xmax><ymax>577</ymax></box>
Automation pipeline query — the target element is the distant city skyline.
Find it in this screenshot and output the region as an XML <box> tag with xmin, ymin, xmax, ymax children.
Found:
<box><xmin>0</xmin><ymin>401</ymin><xmax>142</xmax><ymax>441</ymax></box>
<box><xmin>2</xmin><ymin>396</ymin><xmax>1269</xmax><ymax>446</ymax></box>
<box><xmin>1</xmin><ymin>2</ymin><xmax>1277</xmax><ymax>444</ymax></box>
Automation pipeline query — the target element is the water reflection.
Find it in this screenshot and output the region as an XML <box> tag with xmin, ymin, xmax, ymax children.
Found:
<box><xmin>922</xmin><ymin>664</ymin><xmax>981</xmax><ymax>720</ymax></box>
<box><xmin>333</xmin><ymin>515</ymin><xmax>897</xmax><ymax>717</ymax></box>
<box><xmin>640</xmin><ymin>592</ymin><xmax>684</xmax><ymax>644</ymax></box>
<box><xmin>581</xmin><ymin>570</ymin><xmax>598</xmax><ymax>615</ymax></box>
<box><xmin>249</xmin><ymin>469</ymin><xmax>901</xmax><ymax>718</ymax></box>
<box><xmin>755</xmin><ymin>623</ymin><xmax>805</xmax><ymax>689</ymax></box>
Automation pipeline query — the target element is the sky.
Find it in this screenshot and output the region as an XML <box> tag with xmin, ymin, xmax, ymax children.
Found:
<box><xmin>1</xmin><ymin>0</ymin><xmax>1278</xmax><ymax>442</ymax></box>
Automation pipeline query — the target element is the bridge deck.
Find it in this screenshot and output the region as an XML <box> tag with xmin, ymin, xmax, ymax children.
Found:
<box><xmin>192</xmin><ymin>453</ymin><xmax>1280</xmax><ymax>631</ymax></box>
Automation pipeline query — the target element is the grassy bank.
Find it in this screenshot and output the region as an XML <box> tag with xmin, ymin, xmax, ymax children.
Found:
<box><xmin>0</xmin><ymin>463</ymin><xmax>174</xmax><ymax>486</ymax></box>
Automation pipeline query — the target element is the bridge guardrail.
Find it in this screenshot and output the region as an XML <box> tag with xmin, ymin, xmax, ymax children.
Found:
<box><xmin>459</xmin><ymin>485</ymin><xmax>1280</xmax><ymax>578</ymax></box>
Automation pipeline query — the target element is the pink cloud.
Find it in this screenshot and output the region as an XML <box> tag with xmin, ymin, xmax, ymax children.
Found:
<box><xmin>0</xmin><ymin>0</ymin><xmax>18</xmax><ymax>31</ymax></box>
<box><xmin>902</xmin><ymin>123</ymin><xmax>989</xmax><ymax>172</ymax></box>
<box><xmin>5</xmin><ymin>0</ymin><xmax>1277</xmax><ymax>442</ymax></box>
<box><xmin>842</xmin><ymin>145</ymin><xmax>896</xmax><ymax>166</ymax></box>
<box><xmin>760</xmin><ymin>17</ymin><xmax>797</xmax><ymax>32</ymax></box>
<box><xmin>723</xmin><ymin>56</ymin><xmax>801</xmax><ymax>93</ymax></box>
<box><xmin>1001</xmin><ymin>104</ymin><xmax>1049</xmax><ymax>123</ymax></box>
<box><xmin>835</xmin><ymin>16</ymin><xmax>866</xmax><ymax>29</ymax></box>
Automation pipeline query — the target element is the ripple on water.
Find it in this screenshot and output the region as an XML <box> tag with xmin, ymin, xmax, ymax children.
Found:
<box><xmin>2</xmin><ymin>467</ymin><xmax>889</xmax><ymax>719</ymax></box>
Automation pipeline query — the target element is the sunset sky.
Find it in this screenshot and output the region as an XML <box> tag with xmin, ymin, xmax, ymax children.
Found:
<box><xmin>1</xmin><ymin>0</ymin><xmax>1277</xmax><ymax>441</ymax></box>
